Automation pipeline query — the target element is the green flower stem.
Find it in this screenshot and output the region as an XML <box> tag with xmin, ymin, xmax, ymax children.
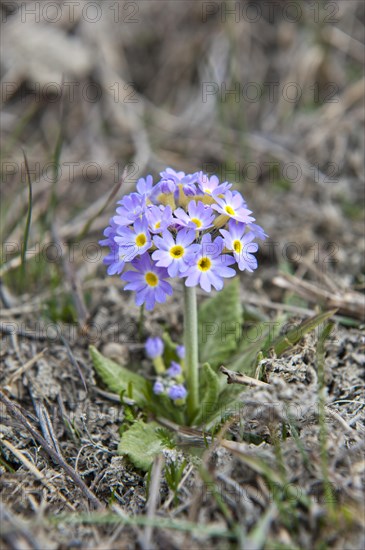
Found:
<box><xmin>153</xmin><ymin>357</ymin><xmax>165</xmax><ymax>375</ymax></box>
<box><xmin>183</xmin><ymin>284</ymin><xmax>199</xmax><ymax>423</ymax></box>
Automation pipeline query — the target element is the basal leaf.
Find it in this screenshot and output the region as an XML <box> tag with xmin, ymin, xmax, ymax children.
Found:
<box><xmin>89</xmin><ymin>346</ymin><xmax>149</xmax><ymax>408</ymax></box>
<box><xmin>198</xmin><ymin>279</ymin><xmax>242</xmax><ymax>368</ymax></box>
<box><xmin>118</xmin><ymin>420</ymin><xmax>166</xmax><ymax>471</ymax></box>
<box><xmin>193</xmin><ymin>362</ymin><xmax>221</xmax><ymax>425</ymax></box>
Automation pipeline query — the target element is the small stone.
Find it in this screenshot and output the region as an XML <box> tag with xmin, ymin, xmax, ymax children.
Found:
<box><xmin>101</xmin><ymin>342</ymin><xmax>129</xmax><ymax>366</ymax></box>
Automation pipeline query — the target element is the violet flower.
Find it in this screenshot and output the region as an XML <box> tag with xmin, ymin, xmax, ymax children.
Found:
<box><xmin>121</xmin><ymin>253</ymin><xmax>173</xmax><ymax>310</ymax></box>
<box><xmin>183</xmin><ymin>234</ymin><xmax>236</xmax><ymax>292</ymax></box>
<box><xmin>168</xmin><ymin>384</ymin><xmax>187</xmax><ymax>401</ymax></box>
<box><xmin>152</xmin><ymin>229</ymin><xmax>199</xmax><ymax>278</ymax></box>
<box><xmin>145</xmin><ymin>337</ymin><xmax>164</xmax><ymax>359</ymax></box>
<box><xmin>174</xmin><ymin>201</ymin><xmax>215</xmax><ymax>231</ymax></box>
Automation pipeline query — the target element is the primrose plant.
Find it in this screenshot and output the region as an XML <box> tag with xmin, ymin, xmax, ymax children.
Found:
<box><xmin>97</xmin><ymin>168</ymin><xmax>267</xmax><ymax>427</ymax></box>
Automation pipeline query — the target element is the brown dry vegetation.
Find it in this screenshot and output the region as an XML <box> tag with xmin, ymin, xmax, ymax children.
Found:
<box><xmin>1</xmin><ymin>1</ymin><xmax>364</xmax><ymax>549</ymax></box>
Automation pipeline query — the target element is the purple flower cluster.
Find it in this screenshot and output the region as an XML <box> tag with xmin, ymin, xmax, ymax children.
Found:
<box><xmin>145</xmin><ymin>337</ymin><xmax>187</xmax><ymax>402</ymax></box>
<box><xmin>100</xmin><ymin>169</ymin><xmax>266</xmax><ymax>310</ymax></box>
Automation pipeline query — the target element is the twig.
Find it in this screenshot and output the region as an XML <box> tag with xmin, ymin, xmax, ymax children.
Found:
<box><xmin>93</xmin><ymin>387</ymin><xmax>136</xmax><ymax>406</ymax></box>
<box><xmin>156</xmin><ymin>416</ymin><xmax>211</xmax><ymax>447</ymax></box>
<box><xmin>6</xmin><ymin>350</ymin><xmax>46</xmax><ymax>385</ymax></box>
<box><xmin>0</xmin><ymin>390</ymin><xmax>103</xmax><ymax>510</ymax></box>
<box><xmin>219</xmin><ymin>366</ymin><xmax>269</xmax><ymax>388</ymax></box>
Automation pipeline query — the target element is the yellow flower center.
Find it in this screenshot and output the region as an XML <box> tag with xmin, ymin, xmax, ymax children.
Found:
<box><xmin>198</xmin><ymin>257</ymin><xmax>211</xmax><ymax>271</ymax></box>
<box><xmin>233</xmin><ymin>240</ymin><xmax>242</xmax><ymax>253</ymax></box>
<box><xmin>200</xmin><ymin>195</ymin><xmax>215</xmax><ymax>205</ymax></box>
<box><xmin>170</xmin><ymin>245</ymin><xmax>184</xmax><ymax>258</ymax></box>
<box><xmin>136</xmin><ymin>233</ymin><xmax>147</xmax><ymax>247</ymax></box>
<box><xmin>225</xmin><ymin>205</ymin><xmax>235</xmax><ymax>216</ymax></box>
<box><xmin>145</xmin><ymin>272</ymin><xmax>158</xmax><ymax>287</ymax></box>
<box><xmin>191</xmin><ymin>218</ymin><xmax>202</xmax><ymax>228</ymax></box>
<box><xmin>157</xmin><ymin>192</ymin><xmax>176</xmax><ymax>210</ymax></box>
<box><xmin>154</xmin><ymin>221</ymin><xmax>161</xmax><ymax>229</ymax></box>
<box><xmin>204</xmin><ymin>188</ymin><xmax>211</xmax><ymax>194</ymax></box>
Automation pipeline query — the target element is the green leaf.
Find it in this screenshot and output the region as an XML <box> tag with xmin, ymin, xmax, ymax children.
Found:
<box><xmin>89</xmin><ymin>346</ymin><xmax>149</xmax><ymax>408</ymax></box>
<box><xmin>198</xmin><ymin>279</ymin><xmax>242</xmax><ymax>368</ymax></box>
<box><xmin>193</xmin><ymin>363</ymin><xmax>221</xmax><ymax>425</ymax></box>
<box><xmin>118</xmin><ymin>420</ymin><xmax>166</xmax><ymax>471</ymax></box>
<box><xmin>228</xmin><ymin>310</ymin><xmax>337</xmax><ymax>378</ymax></box>
<box><xmin>228</xmin><ymin>317</ymin><xmax>283</xmax><ymax>376</ymax></box>
<box><xmin>271</xmin><ymin>309</ymin><xmax>337</xmax><ymax>356</ymax></box>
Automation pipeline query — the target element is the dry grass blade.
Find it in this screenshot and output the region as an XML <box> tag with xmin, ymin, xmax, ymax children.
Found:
<box><xmin>0</xmin><ymin>437</ymin><xmax>75</xmax><ymax>511</ymax></box>
<box><xmin>242</xmin><ymin>294</ymin><xmax>316</xmax><ymax>317</ymax></box>
<box><xmin>274</xmin><ymin>273</ymin><xmax>365</xmax><ymax>321</ymax></box>
<box><xmin>321</xmin><ymin>26</ymin><xmax>365</xmax><ymax>64</ymax></box>
<box><xmin>220</xmin><ymin>439</ymin><xmax>283</xmax><ymax>485</ymax></box>
<box><xmin>29</xmin><ymin>388</ymin><xmax>64</xmax><ymax>457</ymax></box>
<box><xmin>325</xmin><ymin>407</ymin><xmax>360</xmax><ymax>437</ymax></box>
<box><xmin>0</xmin><ymin>390</ymin><xmax>103</xmax><ymax>510</ymax></box>
<box><xmin>20</xmin><ymin>149</ymin><xmax>33</xmax><ymax>281</ymax></box>
<box><xmin>243</xmin><ymin>504</ymin><xmax>277</xmax><ymax>550</ymax></box>
<box><xmin>59</xmin><ymin>333</ymin><xmax>87</xmax><ymax>393</ymax></box>
<box><xmin>140</xmin><ymin>454</ymin><xmax>165</xmax><ymax>549</ymax></box>
<box><xmin>50</xmin><ymin>221</ymin><xmax>89</xmax><ymax>327</ymax></box>
<box><xmin>0</xmin><ymin>200</ymin><xmax>110</xmax><ymax>278</ymax></box>
<box><xmin>0</xmin><ymin>501</ymin><xmax>43</xmax><ymax>550</ymax></box>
